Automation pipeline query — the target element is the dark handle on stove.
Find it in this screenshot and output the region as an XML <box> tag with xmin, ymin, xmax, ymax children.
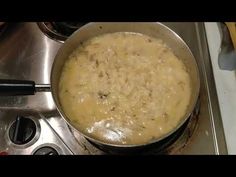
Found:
<box><xmin>0</xmin><ymin>79</ymin><xmax>51</xmax><ymax>96</ymax></box>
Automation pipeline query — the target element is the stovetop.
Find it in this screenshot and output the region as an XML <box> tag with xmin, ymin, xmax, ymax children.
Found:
<box><xmin>0</xmin><ymin>22</ymin><xmax>228</xmax><ymax>155</ymax></box>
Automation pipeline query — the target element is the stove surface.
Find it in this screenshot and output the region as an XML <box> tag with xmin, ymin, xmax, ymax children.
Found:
<box><xmin>0</xmin><ymin>23</ymin><xmax>227</xmax><ymax>154</ymax></box>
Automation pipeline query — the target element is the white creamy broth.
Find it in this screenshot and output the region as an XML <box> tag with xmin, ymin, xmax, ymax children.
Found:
<box><xmin>59</xmin><ymin>32</ymin><xmax>191</xmax><ymax>145</ymax></box>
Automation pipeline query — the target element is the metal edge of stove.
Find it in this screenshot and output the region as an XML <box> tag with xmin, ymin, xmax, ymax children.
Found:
<box><xmin>195</xmin><ymin>22</ymin><xmax>228</xmax><ymax>154</ymax></box>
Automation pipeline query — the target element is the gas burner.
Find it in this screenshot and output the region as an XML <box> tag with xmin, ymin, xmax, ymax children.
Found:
<box><xmin>37</xmin><ymin>22</ymin><xmax>86</xmax><ymax>43</ymax></box>
<box><xmin>68</xmin><ymin>99</ymin><xmax>200</xmax><ymax>155</ymax></box>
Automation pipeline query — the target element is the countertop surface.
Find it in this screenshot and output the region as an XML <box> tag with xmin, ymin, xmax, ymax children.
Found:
<box><xmin>205</xmin><ymin>22</ymin><xmax>236</xmax><ymax>154</ymax></box>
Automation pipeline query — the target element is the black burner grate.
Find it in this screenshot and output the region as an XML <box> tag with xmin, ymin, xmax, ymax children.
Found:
<box><xmin>37</xmin><ymin>22</ymin><xmax>86</xmax><ymax>43</ymax></box>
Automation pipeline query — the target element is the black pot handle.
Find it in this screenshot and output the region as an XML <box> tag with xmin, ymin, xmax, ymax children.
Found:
<box><xmin>0</xmin><ymin>79</ymin><xmax>36</xmax><ymax>96</ymax></box>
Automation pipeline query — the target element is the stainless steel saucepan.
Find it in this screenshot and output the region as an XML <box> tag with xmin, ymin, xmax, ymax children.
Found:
<box><xmin>0</xmin><ymin>23</ymin><xmax>200</xmax><ymax>152</ymax></box>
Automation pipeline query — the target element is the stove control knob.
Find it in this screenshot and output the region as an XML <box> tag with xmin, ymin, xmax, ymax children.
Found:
<box><xmin>33</xmin><ymin>147</ymin><xmax>59</xmax><ymax>155</ymax></box>
<box><xmin>9</xmin><ymin>116</ymin><xmax>36</xmax><ymax>145</ymax></box>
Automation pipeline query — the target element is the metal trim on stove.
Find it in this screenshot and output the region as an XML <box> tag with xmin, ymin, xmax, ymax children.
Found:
<box><xmin>195</xmin><ymin>23</ymin><xmax>228</xmax><ymax>154</ymax></box>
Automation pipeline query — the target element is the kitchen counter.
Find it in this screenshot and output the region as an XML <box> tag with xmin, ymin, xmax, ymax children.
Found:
<box><xmin>205</xmin><ymin>22</ymin><xmax>236</xmax><ymax>154</ymax></box>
